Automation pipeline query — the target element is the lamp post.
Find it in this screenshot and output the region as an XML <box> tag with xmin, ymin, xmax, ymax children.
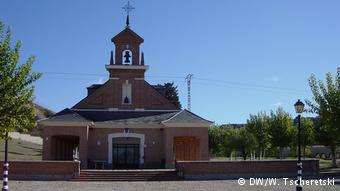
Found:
<box><xmin>294</xmin><ymin>99</ymin><xmax>304</xmax><ymax>191</ymax></box>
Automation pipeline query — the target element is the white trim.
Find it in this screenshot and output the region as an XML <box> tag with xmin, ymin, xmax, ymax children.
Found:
<box><xmin>37</xmin><ymin>118</ymin><xmax>49</xmax><ymax>123</ymax></box>
<box><xmin>109</xmin><ymin>77</ymin><xmax>120</xmax><ymax>80</ymax></box>
<box><xmin>108</xmin><ymin>133</ymin><xmax>145</xmax><ymax>165</ymax></box>
<box><xmin>161</xmin><ymin>110</ymin><xmax>185</xmax><ymax>123</ymax></box>
<box><xmin>105</xmin><ymin>65</ymin><xmax>149</xmax><ymax>71</ymax></box>
<box><xmin>134</xmin><ymin>78</ymin><xmax>144</xmax><ymax>80</ymax></box>
<box><xmin>134</xmin><ymin>108</ymin><xmax>145</xmax><ymax>111</ymax></box>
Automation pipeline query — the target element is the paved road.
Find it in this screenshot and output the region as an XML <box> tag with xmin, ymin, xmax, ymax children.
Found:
<box><xmin>6</xmin><ymin>179</ymin><xmax>340</xmax><ymax>191</ymax></box>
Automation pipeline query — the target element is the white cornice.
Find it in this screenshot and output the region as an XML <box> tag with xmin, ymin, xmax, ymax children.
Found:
<box><xmin>161</xmin><ymin>110</ymin><xmax>184</xmax><ymax>123</ymax></box>
<box><xmin>105</xmin><ymin>65</ymin><xmax>149</xmax><ymax>71</ymax></box>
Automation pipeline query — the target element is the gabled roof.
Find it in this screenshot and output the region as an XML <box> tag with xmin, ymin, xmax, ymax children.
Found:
<box><xmin>74</xmin><ymin>110</ymin><xmax>177</xmax><ymax>122</ymax></box>
<box><xmin>111</xmin><ymin>27</ymin><xmax>144</xmax><ymax>44</ymax></box>
<box><xmin>40</xmin><ymin>108</ymin><xmax>90</xmax><ymax>122</ymax></box>
<box><xmin>40</xmin><ymin>109</ymin><xmax>213</xmax><ymax>127</ymax></box>
<box><xmin>161</xmin><ymin>110</ymin><xmax>213</xmax><ymax>125</ymax></box>
<box><xmin>97</xmin><ymin>112</ymin><xmax>178</xmax><ymax>125</ymax></box>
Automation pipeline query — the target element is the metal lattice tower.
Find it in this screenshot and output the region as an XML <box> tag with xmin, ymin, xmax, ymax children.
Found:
<box><xmin>185</xmin><ymin>74</ymin><xmax>194</xmax><ymax>111</ymax></box>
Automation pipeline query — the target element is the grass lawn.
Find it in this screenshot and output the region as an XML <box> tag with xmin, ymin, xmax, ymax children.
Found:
<box><xmin>319</xmin><ymin>158</ymin><xmax>340</xmax><ymax>171</ymax></box>
<box><xmin>0</xmin><ymin>138</ymin><xmax>42</xmax><ymax>161</ymax></box>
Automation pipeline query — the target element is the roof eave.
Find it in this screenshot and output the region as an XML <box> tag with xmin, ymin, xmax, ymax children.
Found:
<box><xmin>161</xmin><ymin>122</ymin><xmax>213</xmax><ymax>128</ymax></box>
<box><xmin>93</xmin><ymin>122</ymin><xmax>162</xmax><ymax>128</ymax></box>
<box><xmin>39</xmin><ymin>121</ymin><xmax>93</xmax><ymax>127</ymax></box>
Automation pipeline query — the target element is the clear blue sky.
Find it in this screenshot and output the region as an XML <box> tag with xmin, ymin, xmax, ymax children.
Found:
<box><xmin>1</xmin><ymin>0</ymin><xmax>339</xmax><ymax>124</ymax></box>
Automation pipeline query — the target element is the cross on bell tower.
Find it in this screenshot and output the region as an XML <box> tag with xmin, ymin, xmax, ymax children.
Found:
<box><xmin>109</xmin><ymin>1</ymin><xmax>144</xmax><ymax>66</ymax></box>
<box><xmin>122</xmin><ymin>1</ymin><xmax>135</xmax><ymax>28</ymax></box>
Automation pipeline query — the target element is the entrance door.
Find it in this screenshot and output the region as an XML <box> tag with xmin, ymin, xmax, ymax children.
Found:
<box><xmin>112</xmin><ymin>137</ymin><xmax>140</xmax><ymax>169</ymax></box>
<box><xmin>173</xmin><ymin>136</ymin><xmax>200</xmax><ymax>161</ymax></box>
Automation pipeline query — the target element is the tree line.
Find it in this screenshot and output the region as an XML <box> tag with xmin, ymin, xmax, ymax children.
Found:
<box><xmin>209</xmin><ymin>67</ymin><xmax>340</xmax><ymax>167</ymax></box>
<box><xmin>209</xmin><ymin>108</ymin><xmax>314</xmax><ymax>160</ymax></box>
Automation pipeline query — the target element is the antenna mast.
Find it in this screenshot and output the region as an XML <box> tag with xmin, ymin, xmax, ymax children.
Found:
<box><xmin>185</xmin><ymin>74</ymin><xmax>194</xmax><ymax>111</ymax></box>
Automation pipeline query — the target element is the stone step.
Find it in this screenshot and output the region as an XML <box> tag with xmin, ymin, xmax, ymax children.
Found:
<box><xmin>71</xmin><ymin>169</ymin><xmax>182</xmax><ymax>181</ymax></box>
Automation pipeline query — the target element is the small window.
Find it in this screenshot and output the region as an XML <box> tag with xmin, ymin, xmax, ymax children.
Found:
<box><xmin>122</xmin><ymin>81</ymin><xmax>132</xmax><ymax>104</ymax></box>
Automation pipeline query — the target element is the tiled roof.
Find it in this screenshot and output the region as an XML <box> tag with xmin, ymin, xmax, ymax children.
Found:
<box><xmin>75</xmin><ymin>110</ymin><xmax>178</xmax><ymax>123</ymax></box>
<box><xmin>98</xmin><ymin>112</ymin><xmax>178</xmax><ymax>125</ymax></box>
<box><xmin>41</xmin><ymin>108</ymin><xmax>212</xmax><ymax>125</ymax></box>
<box><xmin>43</xmin><ymin>108</ymin><xmax>90</xmax><ymax>122</ymax></box>
<box><xmin>162</xmin><ymin>110</ymin><xmax>213</xmax><ymax>124</ymax></box>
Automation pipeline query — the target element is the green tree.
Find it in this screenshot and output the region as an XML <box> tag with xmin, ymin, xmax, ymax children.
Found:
<box><xmin>290</xmin><ymin>117</ymin><xmax>315</xmax><ymax>158</ymax></box>
<box><xmin>269</xmin><ymin>107</ymin><xmax>294</xmax><ymax>159</ymax></box>
<box><xmin>0</xmin><ymin>21</ymin><xmax>41</xmax><ymax>185</ymax></box>
<box><xmin>0</xmin><ymin>22</ymin><xmax>41</xmax><ymax>136</ymax></box>
<box><xmin>220</xmin><ymin>126</ymin><xmax>237</xmax><ymax>160</ymax></box>
<box><xmin>246</xmin><ymin>111</ymin><xmax>271</xmax><ymax>159</ymax></box>
<box><xmin>306</xmin><ymin>68</ymin><xmax>340</xmax><ymax>167</ymax></box>
<box><xmin>163</xmin><ymin>82</ymin><xmax>182</xmax><ymax>109</ymax></box>
<box><xmin>208</xmin><ymin>125</ymin><xmax>225</xmax><ymax>155</ymax></box>
<box><xmin>226</xmin><ymin>128</ymin><xmax>257</xmax><ymax>160</ymax></box>
<box><xmin>223</xmin><ymin>127</ymin><xmax>237</xmax><ymax>160</ymax></box>
<box><xmin>300</xmin><ymin>118</ymin><xmax>315</xmax><ymax>158</ymax></box>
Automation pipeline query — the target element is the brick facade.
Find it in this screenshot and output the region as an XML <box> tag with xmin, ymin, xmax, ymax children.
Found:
<box><xmin>42</xmin><ymin>125</ymin><xmax>209</xmax><ymax>169</ymax></box>
<box><xmin>164</xmin><ymin>127</ymin><xmax>209</xmax><ymax>168</ymax></box>
<box><xmin>72</xmin><ymin>79</ymin><xmax>178</xmax><ymax>110</ymax></box>
<box><xmin>43</xmin><ymin>126</ymin><xmax>89</xmax><ymax>168</ymax></box>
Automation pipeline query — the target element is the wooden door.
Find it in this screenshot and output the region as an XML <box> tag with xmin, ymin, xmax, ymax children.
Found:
<box><xmin>173</xmin><ymin>136</ymin><xmax>200</xmax><ymax>161</ymax></box>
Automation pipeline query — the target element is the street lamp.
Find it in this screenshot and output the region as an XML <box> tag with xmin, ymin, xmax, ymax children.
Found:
<box><xmin>294</xmin><ymin>99</ymin><xmax>304</xmax><ymax>191</ymax></box>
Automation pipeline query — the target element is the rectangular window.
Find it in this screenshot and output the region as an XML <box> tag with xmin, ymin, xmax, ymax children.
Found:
<box><xmin>122</xmin><ymin>82</ymin><xmax>132</xmax><ymax>104</ymax></box>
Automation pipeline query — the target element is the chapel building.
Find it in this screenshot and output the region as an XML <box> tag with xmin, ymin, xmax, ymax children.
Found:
<box><xmin>40</xmin><ymin>15</ymin><xmax>212</xmax><ymax>169</ymax></box>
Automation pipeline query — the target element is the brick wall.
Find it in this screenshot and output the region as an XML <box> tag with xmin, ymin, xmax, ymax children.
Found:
<box><xmin>164</xmin><ymin>127</ymin><xmax>209</xmax><ymax>168</ymax></box>
<box><xmin>0</xmin><ymin>161</ymin><xmax>80</xmax><ymax>180</ymax></box>
<box><xmin>87</xmin><ymin>127</ymin><xmax>165</xmax><ymax>168</ymax></box>
<box><xmin>43</xmin><ymin>126</ymin><xmax>88</xmax><ymax>168</ymax></box>
<box><xmin>72</xmin><ymin>79</ymin><xmax>178</xmax><ymax>110</ymax></box>
<box><xmin>176</xmin><ymin>160</ymin><xmax>319</xmax><ymax>180</ymax></box>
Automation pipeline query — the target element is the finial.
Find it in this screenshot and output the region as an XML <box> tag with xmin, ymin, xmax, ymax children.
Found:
<box><xmin>126</xmin><ymin>15</ymin><xmax>130</xmax><ymax>27</ymax></box>
<box><xmin>110</xmin><ymin>50</ymin><xmax>114</xmax><ymax>65</ymax></box>
<box><xmin>141</xmin><ymin>52</ymin><xmax>144</xmax><ymax>65</ymax></box>
<box><xmin>122</xmin><ymin>1</ymin><xmax>135</xmax><ymax>27</ymax></box>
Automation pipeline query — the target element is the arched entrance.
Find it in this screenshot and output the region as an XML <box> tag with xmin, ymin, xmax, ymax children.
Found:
<box><xmin>108</xmin><ymin>133</ymin><xmax>145</xmax><ymax>169</ymax></box>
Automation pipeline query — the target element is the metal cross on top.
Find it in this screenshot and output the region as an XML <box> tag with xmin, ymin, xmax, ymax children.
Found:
<box><xmin>122</xmin><ymin>1</ymin><xmax>135</xmax><ymax>16</ymax></box>
<box><xmin>122</xmin><ymin>1</ymin><xmax>134</xmax><ymax>27</ymax></box>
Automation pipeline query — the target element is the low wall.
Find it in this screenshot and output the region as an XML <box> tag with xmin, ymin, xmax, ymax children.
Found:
<box><xmin>176</xmin><ymin>160</ymin><xmax>319</xmax><ymax>180</ymax></box>
<box><xmin>0</xmin><ymin>161</ymin><xmax>80</xmax><ymax>180</ymax></box>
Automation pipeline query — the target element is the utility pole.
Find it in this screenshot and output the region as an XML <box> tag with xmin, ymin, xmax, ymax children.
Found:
<box><xmin>2</xmin><ymin>132</ymin><xmax>8</xmax><ymax>191</ymax></box>
<box><xmin>185</xmin><ymin>74</ymin><xmax>193</xmax><ymax>111</ymax></box>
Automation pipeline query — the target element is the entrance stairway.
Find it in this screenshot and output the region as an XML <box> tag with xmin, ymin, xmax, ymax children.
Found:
<box><xmin>71</xmin><ymin>169</ymin><xmax>183</xmax><ymax>181</ymax></box>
